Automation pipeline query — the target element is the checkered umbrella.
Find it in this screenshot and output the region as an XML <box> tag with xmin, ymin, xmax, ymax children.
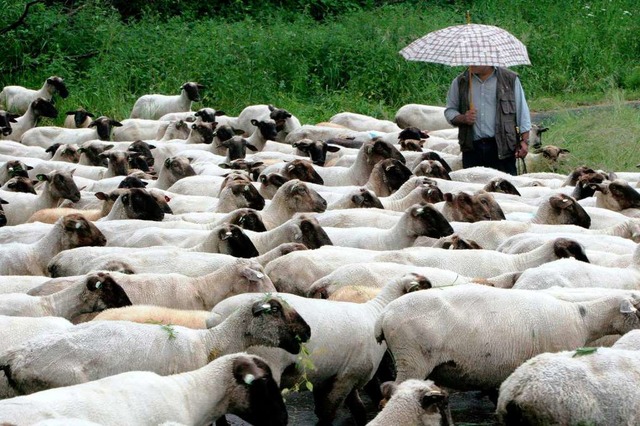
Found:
<box><xmin>400</xmin><ymin>24</ymin><xmax>530</xmax><ymax>67</ymax></box>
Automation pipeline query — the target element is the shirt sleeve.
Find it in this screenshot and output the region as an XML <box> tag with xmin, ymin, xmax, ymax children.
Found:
<box><xmin>444</xmin><ymin>78</ymin><xmax>461</xmax><ymax>125</ymax></box>
<box><xmin>514</xmin><ymin>77</ymin><xmax>531</xmax><ymax>133</ymax></box>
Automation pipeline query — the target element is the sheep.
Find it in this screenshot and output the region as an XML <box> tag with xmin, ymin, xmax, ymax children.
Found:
<box><xmin>112</xmin><ymin>118</ymin><xmax>171</xmax><ymax>141</ymax></box>
<box><xmin>314</xmin><ymin>138</ymin><xmax>405</xmax><ymax>187</ymax></box>
<box><xmin>38</xmin><ymin>258</ymin><xmax>274</xmax><ymax>311</ymax></box>
<box><xmin>0</xmin><ymin>213</ymin><xmax>106</xmax><ymax>275</ymax></box>
<box><xmin>291</xmin><ymin>139</ymin><xmax>342</xmax><ymax>166</ymax></box>
<box><xmin>440</xmin><ymin>190</ymin><xmax>506</xmax><ymax>222</ymax></box>
<box><xmin>394</xmin><ymin>104</ymin><xmax>453</xmax><ymax>131</ymax></box>
<box><xmin>206</xmin><ymin>274</ymin><xmax>432</xmax><ymax>425</ymax></box>
<box><xmin>0</xmin><ymin>110</ymin><xmax>19</xmax><ymax>136</ymax></box>
<box><xmin>77</xmin><ymin>141</ymin><xmax>112</xmax><ymax>166</ymax></box>
<box><xmin>20</xmin><ymin>116</ymin><xmax>124</xmax><ymax>148</ymax></box>
<box><xmin>307</xmin><ymin>262</ymin><xmax>473</xmax><ymax>299</ymax></box>
<box><xmin>525</xmin><ymin>144</ymin><xmax>571</xmax><ymax>172</ymax></box>
<box><xmin>130</xmin><ymin>82</ymin><xmax>205</xmax><ymax>119</ymax></box>
<box><xmin>327</xmin><ymin>286</ymin><xmax>380</xmax><ymax>303</ymax></box>
<box><xmin>0</xmin><ymin>76</ymin><xmax>68</xmax><ymax>114</ymax></box>
<box><xmin>0</xmin><ymin>353</ymin><xmax>291</xmax><ymax>426</ymax></box>
<box><xmin>322</xmin><ymin>204</ymin><xmax>454</xmax><ymax>250</ymax></box>
<box><xmin>158</xmin><ymin>107</ymin><xmax>224</xmax><ymax>123</ymax></box>
<box><xmin>375</xmin><ymin>284</ymin><xmax>640</xmax><ymax>393</ymax></box>
<box><xmin>46</xmin><ymin>143</ymin><xmax>80</xmax><ymax>163</ymax></box>
<box><xmin>234</xmin><ymin>104</ymin><xmax>301</xmax><ymax>142</ymax></box>
<box><xmin>63</xmin><ymin>108</ymin><xmax>95</xmax><ymax>128</ymax></box>
<box><xmin>0</xmin><ymin>98</ymin><xmax>58</xmax><ymax>142</ymax></box>
<box><xmin>0</xmin><ymin>295</ymin><xmax>309</xmax><ymax>396</ymax></box>
<box><xmin>157</xmin><ymin>118</ymin><xmax>191</xmax><ymax>140</ymax></box>
<box><xmin>504</xmin><ymin>246</ymin><xmax>640</xmax><ymax>290</ymax></box>
<box><xmin>254</xmin><ymin>179</ymin><xmax>325</xmax><ymax>229</ymax></box>
<box><xmin>591</xmin><ymin>179</ymin><xmax>640</xmax><ymax>212</ymax></box>
<box><xmin>327</xmin><ymin>187</ymin><xmax>384</xmax><ymax>210</ymax></box>
<box><xmin>368</xmin><ymin>380</ymin><xmax>453</xmax><ymax>426</ymax></box>
<box><xmin>0</xmin><ymin>272</ymin><xmax>131</xmax><ymax>318</ymax></box>
<box><xmin>496</xmin><ymin>231</ymin><xmax>637</xmax><ymax>256</ymax></box>
<box><xmin>0</xmin><ymin>169</ymin><xmax>81</xmax><ymax>226</ymax></box>
<box><xmin>0</xmin><ymin>197</ymin><xmax>7</xmax><ymax>227</ymax></box>
<box><xmin>1</xmin><ymin>176</ymin><xmax>37</xmax><ymax>194</ymax></box>
<box><xmin>329</xmin><ymin>112</ymin><xmax>402</xmax><ymax>133</ymax></box>
<box><xmin>265</xmin><ymin>238</ymin><xmax>589</xmax><ymax>295</ymax></box>
<box><xmin>496</xmin><ymin>346</ymin><xmax>640</xmax><ymax>425</ymax></box>
<box><xmin>94</xmin><ymin>305</ymin><xmax>211</xmax><ymax>328</ymax></box>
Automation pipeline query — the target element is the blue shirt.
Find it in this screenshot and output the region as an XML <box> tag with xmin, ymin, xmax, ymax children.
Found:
<box><xmin>444</xmin><ymin>68</ymin><xmax>531</xmax><ymax>139</ymax></box>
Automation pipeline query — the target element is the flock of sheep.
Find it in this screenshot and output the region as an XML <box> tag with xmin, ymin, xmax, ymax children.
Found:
<box><xmin>0</xmin><ymin>75</ymin><xmax>639</xmax><ymax>425</ymax></box>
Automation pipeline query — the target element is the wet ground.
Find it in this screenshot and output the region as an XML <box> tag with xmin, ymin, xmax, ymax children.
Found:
<box><xmin>227</xmin><ymin>389</ymin><xmax>496</xmax><ymax>425</ymax></box>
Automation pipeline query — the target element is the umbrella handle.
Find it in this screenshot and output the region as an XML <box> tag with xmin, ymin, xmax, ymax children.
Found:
<box><xmin>468</xmin><ymin>67</ymin><xmax>474</xmax><ymax>110</ymax></box>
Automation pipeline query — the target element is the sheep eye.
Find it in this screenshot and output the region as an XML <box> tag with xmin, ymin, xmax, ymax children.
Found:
<box><xmin>122</xmin><ymin>195</ymin><xmax>129</xmax><ymax>203</ymax></box>
<box><xmin>270</xmin><ymin>305</ymin><xmax>281</xmax><ymax>313</ymax></box>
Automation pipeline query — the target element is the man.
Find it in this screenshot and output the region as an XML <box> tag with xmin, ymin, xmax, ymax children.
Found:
<box><xmin>444</xmin><ymin>66</ymin><xmax>531</xmax><ymax>175</ymax></box>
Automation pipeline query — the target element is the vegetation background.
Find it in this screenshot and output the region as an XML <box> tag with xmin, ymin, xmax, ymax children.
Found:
<box><xmin>1</xmin><ymin>0</ymin><xmax>639</xmax><ymax>171</ymax></box>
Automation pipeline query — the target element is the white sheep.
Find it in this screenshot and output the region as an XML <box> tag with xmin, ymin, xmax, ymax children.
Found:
<box><xmin>111</xmin><ymin>118</ymin><xmax>171</xmax><ymax>141</ymax></box>
<box><xmin>130</xmin><ymin>82</ymin><xmax>204</xmax><ymax>120</ymax></box>
<box><xmin>0</xmin><ymin>213</ymin><xmax>106</xmax><ymax>275</ymax></box>
<box><xmin>394</xmin><ymin>104</ymin><xmax>452</xmax><ymax>131</ymax></box>
<box><xmin>322</xmin><ymin>204</ymin><xmax>453</xmax><ymax>250</ymax></box>
<box><xmin>206</xmin><ymin>273</ymin><xmax>433</xmax><ymax>425</ymax></box>
<box><xmin>0</xmin><ymin>98</ymin><xmax>58</xmax><ymax>142</ymax></box>
<box><xmin>329</xmin><ymin>112</ymin><xmax>401</xmax><ymax>133</ymax></box>
<box><xmin>234</xmin><ymin>104</ymin><xmax>301</xmax><ymax>142</ymax></box>
<box><xmin>63</xmin><ymin>108</ymin><xmax>95</xmax><ymax>129</ymax></box>
<box><xmin>265</xmin><ymin>238</ymin><xmax>588</xmax><ymax>295</ymax></box>
<box><xmin>0</xmin><ymin>272</ymin><xmax>131</xmax><ymax>318</ymax></box>
<box><xmin>367</xmin><ymin>380</ymin><xmax>453</xmax><ymax>426</ymax></box>
<box><xmin>0</xmin><ymin>76</ymin><xmax>68</xmax><ymax>115</ymax></box>
<box><xmin>20</xmin><ymin>116</ymin><xmax>123</xmax><ymax>148</ymax></box>
<box><xmin>0</xmin><ymin>353</ymin><xmax>289</xmax><ymax>426</ymax></box>
<box><xmin>496</xmin><ymin>346</ymin><xmax>640</xmax><ymax>425</ymax></box>
<box><xmin>0</xmin><ymin>296</ymin><xmax>309</xmax><ymax>396</ymax></box>
<box><xmin>375</xmin><ymin>284</ymin><xmax>640</xmax><ymax>391</ymax></box>
<box><xmin>0</xmin><ymin>169</ymin><xmax>82</xmax><ymax>226</ymax></box>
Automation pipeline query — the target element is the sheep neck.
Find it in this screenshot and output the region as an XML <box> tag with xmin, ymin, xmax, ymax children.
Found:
<box><xmin>162</xmin><ymin>358</ymin><xmax>233</xmax><ymax>424</ymax></box>
<box><xmin>512</xmin><ymin>241</ymin><xmax>561</xmax><ymax>271</ymax></box>
<box><xmin>152</xmin><ymin>168</ymin><xmax>177</xmax><ymax>190</ymax></box>
<box><xmin>43</xmin><ymin>282</ymin><xmax>88</xmax><ymax>319</ymax></box>
<box><xmin>247</xmin><ymin>129</ymin><xmax>268</xmax><ymax>151</ymax></box>
<box><xmin>32</xmin><ymin>223</ymin><xmax>66</xmax><ymax>274</ymax></box>
<box><xmin>190</xmin><ymin>262</ymin><xmax>240</xmax><ymax>310</ymax></box>
<box><xmin>101</xmin><ymin>197</ymin><xmax>129</xmax><ymax>220</ymax></box>
<box><xmin>34</xmin><ymin>182</ymin><xmax>59</xmax><ymax>211</ymax></box>
<box><xmin>201</xmin><ymin>309</ymin><xmax>251</xmax><ymax>358</ymax></box>
<box><xmin>245</xmin><ymin>223</ymin><xmax>290</xmax><ymax>254</ymax></box>
<box><xmin>262</xmin><ymin>194</ymin><xmax>294</xmax><ymax>230</ymax></box>
<box><xmin>214</xmin><ymin>190</ymin><xmax>238</xmax><ymax>214</ymax></box>
<box><xmin>579</xmin><ymin>298</ymin><xmax>629</xmax><ymax>342</ymax></box>
<box><xmin>349</xmin><ymin>147</ymin><xmax>376</xmax><ymax>186</ymax></box>
<box><xmin>364</xmin><ymin>279</ymin><xmax>411</xmax><ymax>315</ymax></box>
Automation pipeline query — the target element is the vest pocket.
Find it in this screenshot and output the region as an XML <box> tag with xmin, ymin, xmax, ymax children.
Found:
<box><xmin>500</xmin><ymin>99</ymin><xmax>516</xmax><ymax>114</ymax></box>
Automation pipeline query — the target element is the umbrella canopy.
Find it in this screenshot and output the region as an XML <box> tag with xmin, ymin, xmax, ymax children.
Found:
<box><xmin>400</xmin><ymin>24</ymin><xmax>530</xmax><ymax>68</ymax></box>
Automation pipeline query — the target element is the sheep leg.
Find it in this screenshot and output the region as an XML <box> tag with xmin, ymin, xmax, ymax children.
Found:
<box><xmin>393</xmin><ymin>346</ymin><xmax>434</xmax><ymax>383</ymax></box>
<box><xmin>312</xmin><ymin>376</ymin><xmax>357</xmax><ymax>425</ymax></box>
<box><xmin>345</xmin><ymin>388</ymin><xmax>368</xmax><ymax>426</ymax></box>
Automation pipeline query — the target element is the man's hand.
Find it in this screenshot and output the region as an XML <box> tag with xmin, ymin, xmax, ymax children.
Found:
<box><xmin>515</xmin><ymin>141</ymin><xmax>529</xmax><ymax>158</ymax></box>
<box><xmin>454</xmin><ymin>109</ymin><xmax>476</xmax><ymax>126</ymax></box>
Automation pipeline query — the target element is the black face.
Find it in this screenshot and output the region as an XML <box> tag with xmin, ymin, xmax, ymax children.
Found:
<box><xmin>380</xmin><ymin>159</ymin><xmax>413</xmax><ymax>192</ymax></box>
<box><xmin>5</xmin><ymin>161</ymin><xmax>30</xmax><ymax>179</ymax></box>
<box><xmin>285</xmin><ymin>160</ymin><xmax>324</xmax><ymax>185</ymax></box>
<box><xmin>422</xmin><ymin>152</ymin><xmax>452</xmax><ymax>172</ymax></box>
<box><xmin>231</xmin><ymin>183</ymin><xmax>266</xmax><ymax>211</ymax></box>
<box><xmin>220</xmin><ymin>224</ymin><xmax>259</xmax><ymax>258</ymax></box>
<box><xmin>215</xmin><ymin>124</ymin><xmax>236</xmax><ymax>143</ymax></box>
<box><xmin>0</xmin><ymin>199</ymin><xmax>7</xmax><ymax>227</ymax></box>
<box><xmin>182</xmin><ymin>82</ymin><xmax>202</xmax><ymax>102</ymax></box>
<box><xmin>232</xmin><ymin>209</ymin><xmax>267</xmax><ymax>232</ymax></box>
<box><xmin>414</xmin><ymin>204</ymin><xmax>454</xmax><ymax>238</ymax></box>
<box><xmin>48</xmin><ymin>77</ymin><xmax>69</xmax><ymax>98</ymax></box>
<box><xmin>299</xmin><ymin>218</ymin><xmax>333</xmax><ymax>249</ymax></box>
<box><xmin>128</xmin><ymin>140</ymin><xmax>156</xmax><ymax>167</ymax></box>
<box><xmin>609</xmin><ymin>182</ymin><xmax>640</xmax><ymax>209</ymax></box>
<box><xmin>256</xmin><ymin>120</ymin><xmax>278</xmax><ymax>141</ymax></box>
<box><xmin>33</xmin><ymin>98</ymin><xmax>58</xmax><ymax>119</ymax></box>
<box><xmin>125</xmin><ymin>188</ymin><xmax>165</xmax><ymax>221</ymax></box>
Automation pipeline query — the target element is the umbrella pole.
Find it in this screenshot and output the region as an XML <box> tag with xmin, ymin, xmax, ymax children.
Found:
<box><xmin>468</xmin><ymin>66</ymin><xmax>474</xmax><ymax>110</ymax></box>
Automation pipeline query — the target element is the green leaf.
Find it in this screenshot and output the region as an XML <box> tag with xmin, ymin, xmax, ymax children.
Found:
<box><xmin>573</xmin><ymin>347</ymin><xmax>598</xmax><ymax>357</ymax></box>
<box><xmin>305</xmin><ymin>381</ymin><xmax>314</xmax><ymax>392</ymax></box>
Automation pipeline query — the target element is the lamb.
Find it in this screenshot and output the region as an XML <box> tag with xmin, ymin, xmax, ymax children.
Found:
<box><xmin>329</xmin><ymin>112</ymin><xmax>401</xmax><ymax>133</ymax></box>
<box><xmin>265</xmin><ymin>238</ymin><xmax>589</xmax><ymax>295</ymax></box>
<box><xmin>20</xmin><ymin>116</ymin><xmax>124</xmax><ymax>148</ymax></box>
<box><xmin>93</xmin><ymin>305</ymin><xmax>211</xmax><ymax>328</ymax></box>
<box><xmin>130</xmin><ymin>82</ymin><xmax>204</xmax><ymax>119</ymax></box>
<box><xmin>394</xmin><ymin>104</ymin><xmax>452</xmax><ymax>131</ymax></box>
<box><xmin>0</xmin><ymin>353</ymin><xmax>290</xmax><ymax>426</ymax></box>
<box><xmin>0</xmin><ymin>295</ymin><xmax>309</xmax><ymax>397</ymax></box>
<box><xmin>0</xmin><ymin>98</ymin><xmax>58</xmax><ymax>141</ymax></box>
<box><xmin>0</xmin><ymin>169</ymin><xmax>81</xmax><ymax>226</ymax></box>
<box><xmin>496</xmin><ymin>346</ymin><xmax>640</xmax><ymax>425</ymax></box>
<box><xmin>63</xmin><ymin>108</ymin><xmax>95</xmax><ymax>129</ymax></box>
<box><xmin>322</xmin><ymin>204</ymin><xmax>454</xmax><ymax>250</ymax></box>
<box><xmin>367</xmin><ymin>380</ymin><xmax>453</xmax><ymax>426</ymax></box>
<box><xmin>0</xmin><ymin>76</ymin><xmax>68</xmax><ymax>114</ymax></box>
<box><xmin>374</xmin><ymin>284</ymin><xmax>640</xmax><ymax>392</ymax></box>
<box><xmin>206</xmin><ymin>274</ymin><xmax>432</xmax><ymax>425</ymax></box>
<box><xmin>0</xmin><ymin>273</ymin><xmax>131</xmax><ymax>318</ymax></box>
<box><xmin>0</xmin><ymin>213</ymin><xmax>106</xmax><ymax>275</ymax></box>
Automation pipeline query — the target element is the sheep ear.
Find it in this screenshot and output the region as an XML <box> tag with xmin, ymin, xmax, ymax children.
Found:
<box><xmin>560</xmin><ymin>148</ymin><xmax>570</xmax><ymax>154</ymax></box>
<box><xmin>214</xmin><ymin>110</ymin><xmax>226</xmax><ymax>116</ymax></box>
<box><xmin>110</xmin><ymin>120</ymin><xmax>123</xmax><ymax>127</ymax></box>
<box><xmin>36</xmin><ymin>174</ymin><xmax>49</xmax><ymax>182</ymax></box>
<box><xmin>232</xmin><ymin>356</ymin><xmax>263</xmax><ymax>385</ymax></box>
<box><xmin>0</xmin><ymin>198</ymin><xmax>7</xmax><ymax>205</ymax></box>
<box><xmin>620</xmin><ymin>299</ymin><xmax>637</xmax><ymax>314</ymax></box>
<box><xmin>246</xmin><ymin>143</ymin><xmax>258</xmax><ymax>152</ymax></box>
<box><xmin>380</xmin><ymin>381</ymin><xmax>397</xmax><ymax>399</ymax></box>
<box><xmin>443</xmin><ymin>192</ymin><xmax>454</xmax><ymax>202</ymax></box>
<box><xmin>65</xmin><ymin>111</ymin><xmax>76</xmax><ymax>115</ymax></box>
<box><xmin>88</xmin><ymin>120</ymin><xmax>97</xmax><ymax>128</ymax></box>
<box><xmin>421</xmin><ymin>392</ymin><xmax>447</xmax><ymax>410</ymax></box>
<box><xmin>268</xmin><ymin>105</ymin><xmax>275</xmax><ymax>111</ymax></box>
<box><xmin>241</xmin><ymin>267</ymin><xmax>265</xmax><ymax>282</ymax></box>
<box><xmin>164</xmin><ymin>158</ymin><xmax>172</xmax><ymax>168</ymax></box>
<box><xmin>326</xmin><ymin>144</ymin><xmax>341</xmax><ymax>152</ymax></box>
<box><xmin>95</xmin><ymin>192</ymin><xmax>108</xmax><ymax>200</ymax></box>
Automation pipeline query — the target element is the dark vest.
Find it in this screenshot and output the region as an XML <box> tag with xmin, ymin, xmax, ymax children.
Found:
<box><xmin>457</xmin><ymin>67</ymin><xmax>519</xmax><ymax>159</ymax></box>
